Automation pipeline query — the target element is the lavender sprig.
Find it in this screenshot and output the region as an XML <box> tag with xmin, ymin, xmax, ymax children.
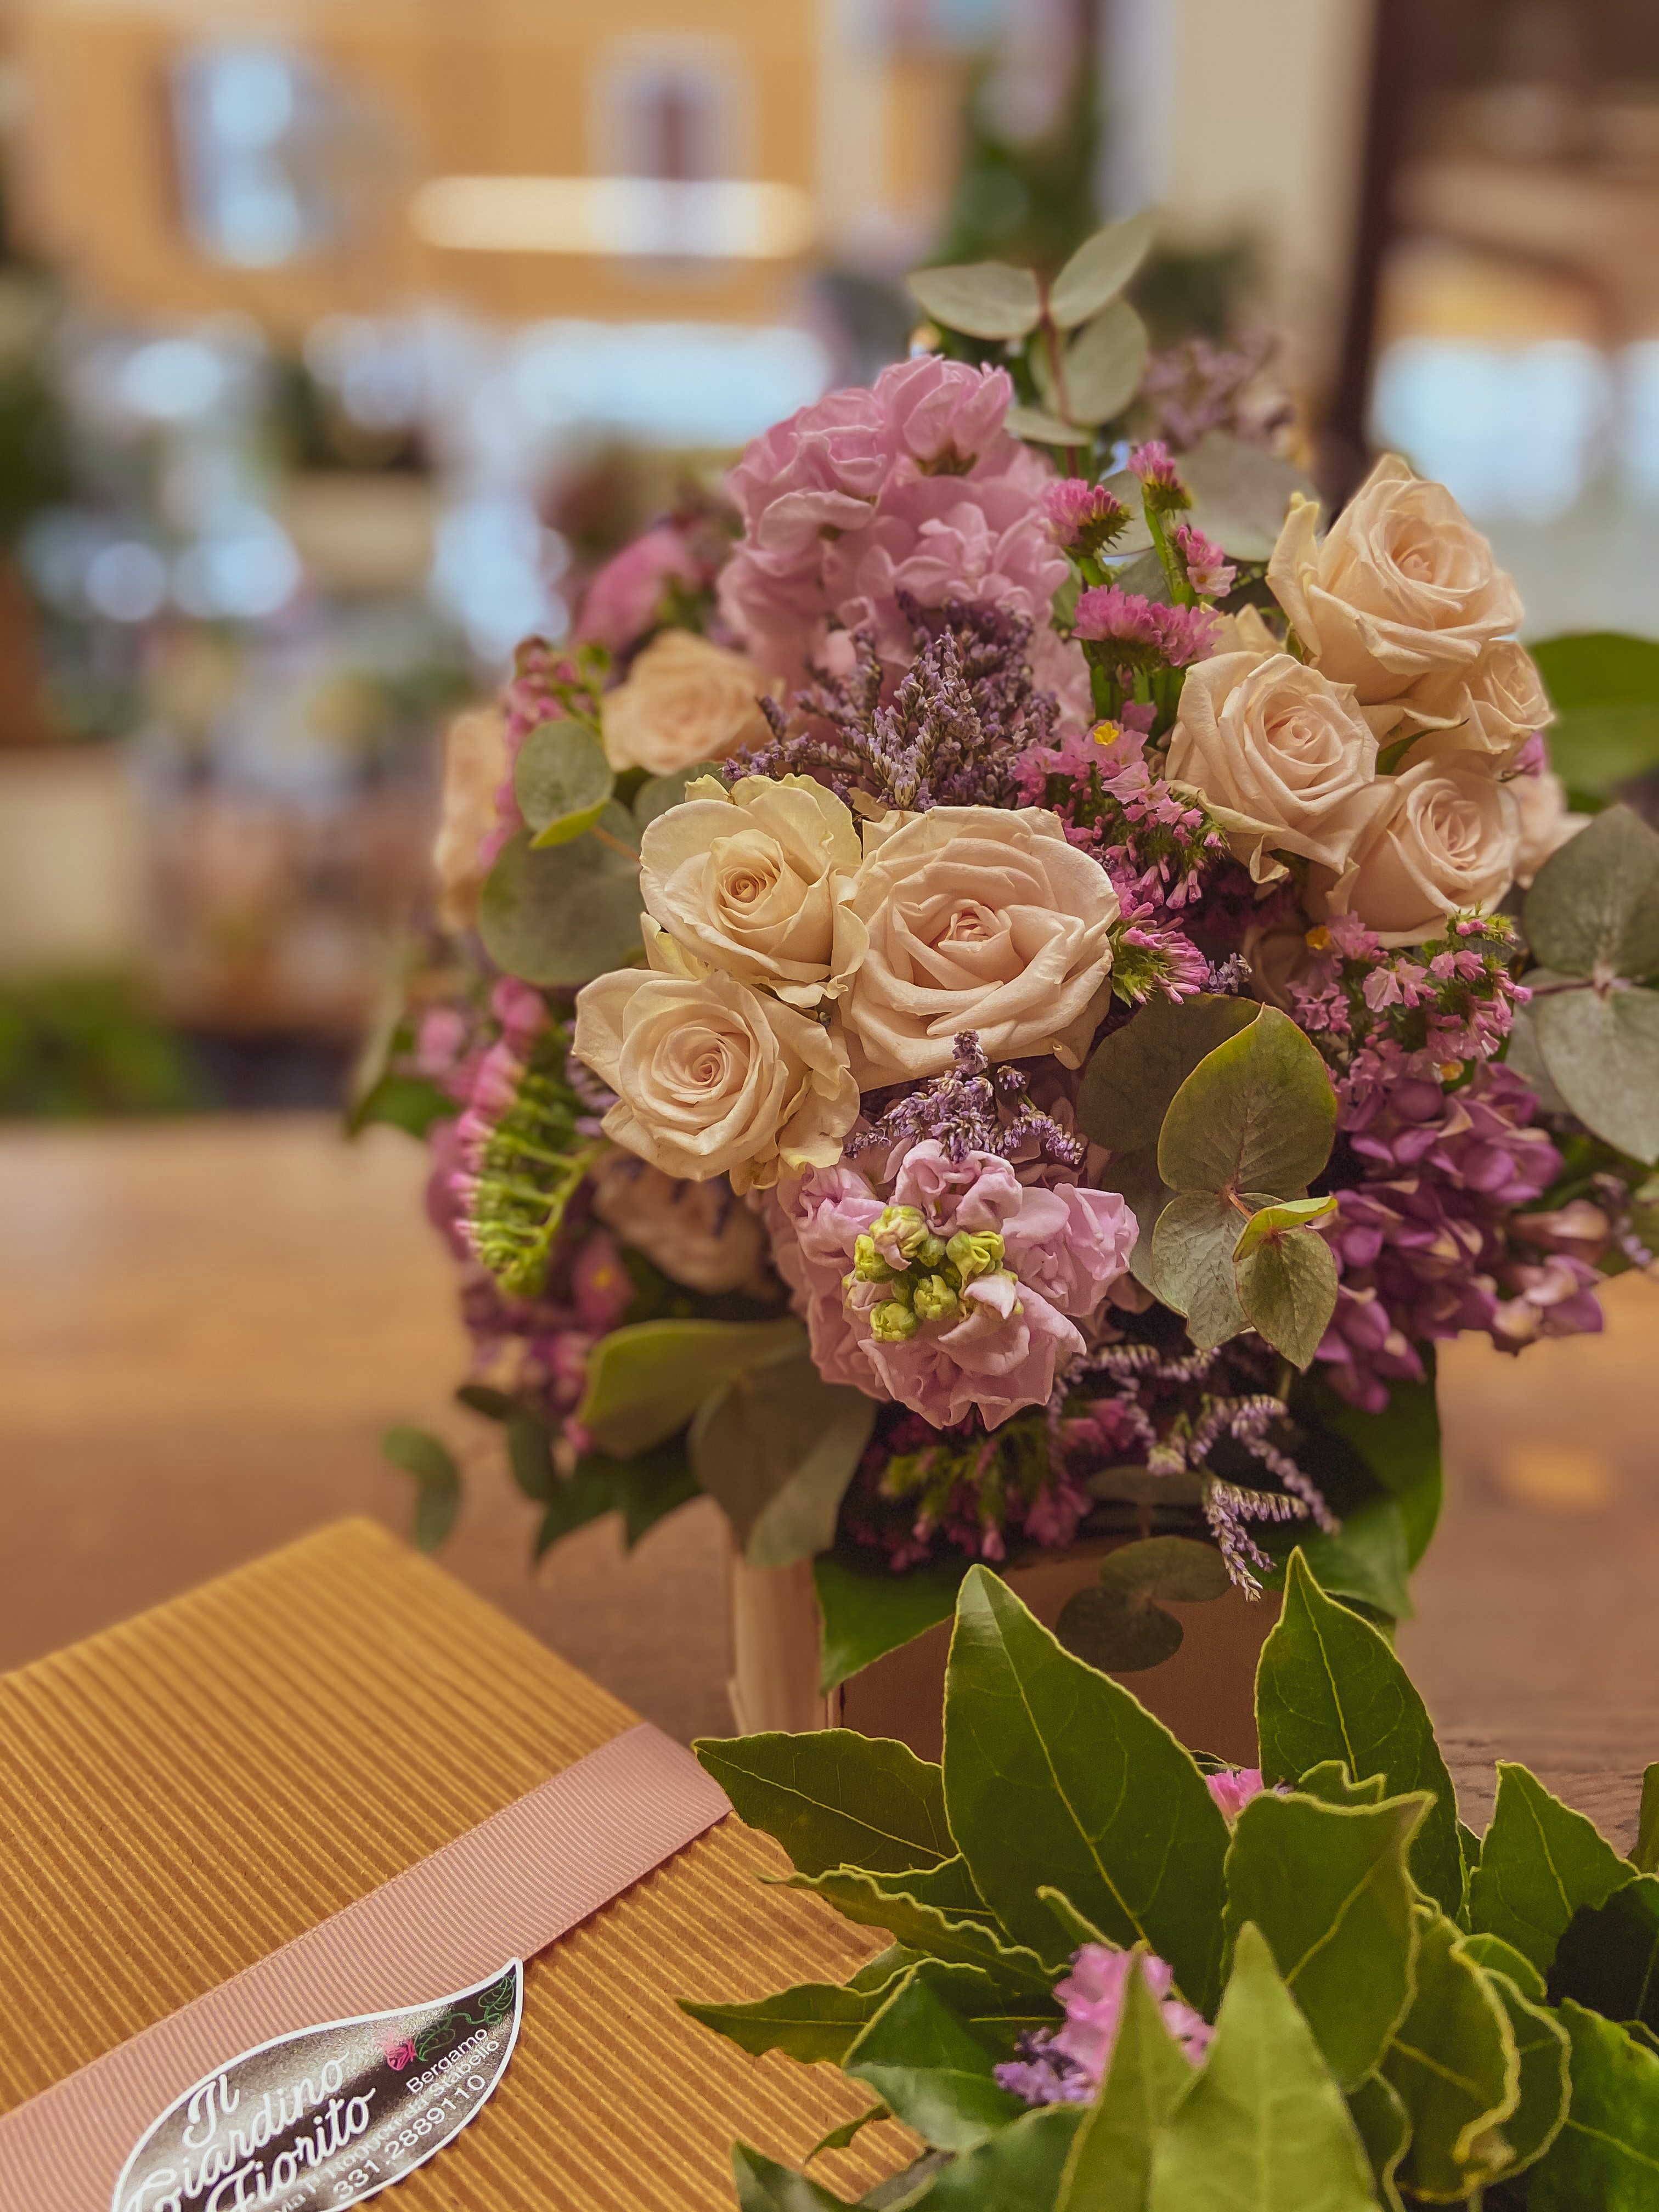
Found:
<box><xmin>848</xmin><ymin>1032</ymin><xmax>1087</xmax><ymax>1170</ymax></box>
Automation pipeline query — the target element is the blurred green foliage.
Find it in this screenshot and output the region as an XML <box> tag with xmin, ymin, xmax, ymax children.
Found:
<box><xmin>0</xmin><ymin>975</ymin><xmax>200</xmax><ymax>1118</ymax></box>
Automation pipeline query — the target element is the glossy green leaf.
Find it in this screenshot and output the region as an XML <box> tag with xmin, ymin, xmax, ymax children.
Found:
<box><xmin>1296</xmin><ymin>1763</ymin><xmax>1387</xmax><ymax>1809</ymax></box>
<box><xmin>690</xmin><ymin>1350</ymin><xmax>876</xmax><ymax>1568</ymax></box>
<box><xmin>1054</xmin><ymin>1538</ymin><xmax>1230</xmax><ymax>1674</ymax></box>
<box><xmin>1147</xmin><ymin>1923</ymin><xmax>1376</xmax><ymax>2209</ymax></box>
<box><xmin>1222</xmin><ymin>1790</ymin><xmax>1428</xmax><ymax>2086</ymax></box>
<box><xmin>1460</xmin><ymin>1931</ymin><xmax>1543</xmax><ymax>2000</ymax></box>
<box><xmin>1480</xmin><ymin>1958</ymin><xmax>1572</xmax><ymax>2180</ymax></box>
<box><xmin>381</xmin><ymin>1425</ymin><xmax>460</xmax><ymax>1551</ymax></box>
<box><xmin>1148</xmin><ymin>1189</ymin><xmax>1249</xmax><ymax>1349</ymax></box>
<box><xmin>1234</xmin><ymin>1223</ymin><xmax>1339</xmax><ymax>1370</ymax></box>
<box><xmin>534</xmin><ymin>1458</ymin><xmax>618</xmax><ymax>1553</ymax></box>
<box><xmin>1057</xmin><ymin>299</ymin><xmax>1149</xmax><ymax>426</ymax></box>
<box><xmin>907</xmin><ymin>260</ymin><xmax>1043</xmax><ymax>340</ymax></box>
<box><xmin>505</xmin><ymin>1410</ymin><xmax>554</xmax><ymax>1502</ymax></box>
<box><xmin>1078</xmin><ymin>993</ymin><xmax>1259</xmax><ymax>1155</ymax></box>
<box><xmin>1049</xmin><ymin>212</ymin><xmax>1156</xmax><ymax>328</ymax></box>
<box><xmin>1262</xmin><ymin>1493</ymin><xmax>1414</xmax><ymax>1624</ymax></box>
<box><xmin>844</xmin><ymin>1974</ymin><xmax>1024</xmax><ymax>2151</ymax></box>
<box><xmin>1532</xmin><ymin>977</ymin><xmax>1659</xmax><ymax>1164</ymax></box>
<box><xmin>731</xmin><ymin>2144</ymin><xmax>855</xmax><ymax>2212</ymax></box>
<box><xmin>1345</xmin><ymin>2072</ymin><xmax>1409</xmax><ymax>2212</ymax></box>
<box><xmin>917</xmin><ymin>2107</ymin><xmax>1087</xmax><ymax>2210</ymax></box>
<box><xmin>814</xmin><ymin>1554</ymin><xmax>967</xmax><ymax>1697</ymax></box>
<box><xmin>1637</xmin><ymin>1763</ymin><xmax>1659</xmax><ymax>1872</ymax></box>
<box><xmin>680</xmin><ymin>1977</ymin><xmax>901</xmax><ymax>2064</ymax></box>
<box><xmin>898</xmin><ymin>1857</ymin><xmax>993</xmax><ymax>1923</ymax></box>
<box><xmin>1523</xmin><ymin>803</ymin><xmax>1659</xmax><ymax>981</ymax></box>
<box><xmin>1255</xmin><ymin>1552</ymin><xmax>1463</xmax><ymax>1916</ymax></box>
<box><xmin>1037</xmin><ymin>1886</ymin><xmax>1113</xmax><ymax>1951</ymax></box>
<box><xmin>806</xmin><ymin>2106</ymin><xmax>887</xmax><ymax>2160</ymax></box>
<box><xmin>943</xmin><ymin>1565</ymin><xmax>1230</xmax><ymax>2010</ymax></box>
<box><xmin>1180</xmin><ymin>432</ymin><xmax>1317</xmax><ymax>563</ymax></box>
<box><xmin>515</xmin><ymin>719</ymin><xmax>614</xmax><ymax>847</ymax></box>
<box><xmin>692</xmin><ymin>1728</ymin><xmax>953</xmax><ymax>1877</ymax></box>
<box><xmin>613</xmin><ymin>1434</ymin><xmax>700</xmax><ymax>1548</ymax></box>
<box><xmin>1468</xmin><ymin>1760</ymin><xmax>1635</xmax><ymax>1974</ymax></box>
<box><xmin>778</xmin><ymin>1865</ymin><xmax>1059</xmax><ymax>1994</ymax></box>
<box><xmin>1380</xmin><ymin>1910</ymin><xmax>1517</xmax><ymax>2203</ymax></box>
<box><xmin>1527</xmin><ymin>2002</ymin><xmax>1659</xmax><ymax>2210</ymax></box>
<box><xmin>479</xmin><ymin>816</ymin><xmax>644</xmax><ymax>986</ymax></box>
<box><xmin>578</xmin><ymin>1315</ymin><xmax>803</xmax><ymax>1456</ymax></box>
<box><xmin>1158</xmin><ymin>1004</ymin><xmax>1336</xmax><ymax>1199</ymax></box>
<box><xmin>1550</xmin><ymin>1871</ymin><xmax>1659</xmax><ymax>2031</ymax></box>
<box><xmin>1056</xmin><ymin>1954</ymin><xmax>1193</xmax><ymax>2212</ymax></box>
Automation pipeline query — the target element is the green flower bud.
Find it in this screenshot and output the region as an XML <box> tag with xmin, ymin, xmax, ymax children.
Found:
<box><xmin>946</xmin><ymin>1228</ymin><xmax>1005</xmax><ymax>1282</ymax></box>
<box><xmin>916</xmin><ymin>1231</ymin><xmax>949</xmax><ymax>1268</ymax></box>
<box><xmin>869</xmin><ymin>1299</ymin><xmax>920</xmax><ymax>1342</ymax></box>
<box><xmin>872</xmin><ymin>1204</ymin><xmax>929</xmax><ymax>1263</ymax></box>
<box><xmin>911</xmin><ymin>1273</ymin><xmax>961</xmax><ymax>1324</ymax></box>
<box><xmin>850</xmin><ymin>1233</ymin><xmax>893</xmax><ymax>1283</ymax></box>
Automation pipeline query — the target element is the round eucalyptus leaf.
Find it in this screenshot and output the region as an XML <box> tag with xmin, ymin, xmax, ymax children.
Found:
<box><xmin>689</xmin><ymin>1350</ymin><xmax>876</xmax><ymax>1567</ymax></box>
<box><xmin>1095</xmin><ymin>1142</ymin><xmax>1170</xmax><ymax>1290</ymax></box>
<box><xmin>1158</xmin><ymin>1005</ymin><xmax>1336</xmax><ymax>1199</ymax></box>
<box><xmin>1150</xmin><ymin>1189</ymin><xmax>1249</xmax><ymax>1350</ymax></box>
<box><xmin>1236</xmin><ymin>1223</ymin><xmax>1340</xmax><ymax>1369</ymax></box>
<box><xmin>1180</xmin><ymin>431</ymin><xmax>1316</xmax><ymax>560</ymax></box>
<box><xmin>1059</xmin><ymin>299</ymin><xmax>1149</xmax><ymax>426</ymax></box>
<box><xmin>479</xmin><ymin>814</ymin><xmax>644</xmax><ymax>986</ymax></box>
<box><xmin>907</xmin><ymin>259</ymin><xmax>1042</xmax><ymax>341</ymax></box>
<box><xmin>1079</xmin><ymin>992</ymin><xmax>1259</xmax><ymax>1153</ymax></box>
<box><xmin>1234</xmin><ymin>1194</ymin><xmax>1338</xmax><ymax>1260</ymax></box>
<box><xmin>578</xmin><ymin>1314</ymin><xmax>804</xmax><ymax>1459</ymax></box>
<box><xmin>1523</xmin><ymin>803</ymin><xmax>1659</xmax><ymax>983</ymax></box>
<box><xmin>1086</xmin><ymin>1464</ymin><xmax>1206</xmax><ymax>1508</ymax></box>
<box><xmin>1056</xmin><ymin>1583</ymin><xmax>1184</xmax><ymax>1673</ymax></box>
<box><xmin>1005</xmin><ymin>402</ymin><xmax>1089</xmax><ymax>447</ymax></box>
<box><xmin>515</xmin><ymin>719</ymin><xmax>614</xmax><ymax>847</ymax></box>
<box><xmin>634</xmin><ymin>761</ymin><xmax>723</xmax><ymax>830</ymax></box>
<box><xmin>1099</xmin><ymin>1536</ymin><xmax>1232</xmax><ymax>1605</ymax></box>
<box><xmin>1048</xmin><ymin>211</ymin><xmax>1156</xmax><ymax>330</ymax></box>
<box><xmin>1533</xmin><ymin>979</ymin><xmax>1659</xmax><ymax>1164</ymax></box>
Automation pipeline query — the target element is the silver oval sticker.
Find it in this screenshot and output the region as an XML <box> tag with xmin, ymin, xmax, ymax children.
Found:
<box><xmin>111</xmin><ymin>1961</ymin><xmax>523</xmax><ymax>2212</ymax></box>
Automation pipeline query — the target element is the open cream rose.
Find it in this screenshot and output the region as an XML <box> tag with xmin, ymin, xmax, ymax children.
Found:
<box><xmin>572</xmin><ymin>965</ymin><xmax>857</xmax><ymax>1192</ymax></box>
<box><xmin>1396</xmin><ymin>637</ymin><xmax>1554</xmax><ymax>761</ymax></box>
<box><xmin>432</xmin><ymin>704</ymin><xmax>508</xmax><ymax>931</ymax></box>
<box><xmin>1312</xmin><ymin>743</ymin><xmax>1520</xmax><ymax>945</ymax></box>
<box><xmin>832</xmin><ymin>804</ymin><xmax>1118</xmax><ymax>1085</ymax></box>
<box><xmin>639</xmin><ymin>774</ymin><xmax>860</xmax><ymax>999</ymax></box>
<box><xmin>1267</xmin><ymin>456</ymin><xmax>1523</xmax><ymax>730</ymax></box>
<box><xmin>601</xmin><ymin>629</ymin><xmax>778</xmax><ymax>777</ymax></box>
<box><xmin>1166</xmin><ymin>650</ymin><xmax>1378</xmax><ymax>879</ymax></box>
<box><xmin>587</xmin><ymin>1151</ymin><xmax>776</xmax><ymax>1297</ymax></box>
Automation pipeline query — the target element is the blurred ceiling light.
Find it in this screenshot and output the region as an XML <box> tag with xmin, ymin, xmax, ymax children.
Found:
<box><xmin>120</xmin><ymin>338</ymin><xmax>225</xmax><ymax>422</ymax></box>
<box><xmin>409</xmin><ymin>176</ymin><xmax>815</xmax><ymax>260</ymax></box>
<box><xmin>86</xmin><ymin>542</ymin><xmax>168</xmax><ymax>624</ymax></box>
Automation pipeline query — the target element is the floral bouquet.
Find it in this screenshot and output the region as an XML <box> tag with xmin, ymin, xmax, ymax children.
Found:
<box><xmin>371</xmin><ymin>217</ymin><xmax>1659</xmax><ymax>1717</ymax></box>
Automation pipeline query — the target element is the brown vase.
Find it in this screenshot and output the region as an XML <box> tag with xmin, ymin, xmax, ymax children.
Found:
<box><xmin>727</xmin><ymin>1538</ymin><xmax>1277</xmax><ymax>1767</ymax></box>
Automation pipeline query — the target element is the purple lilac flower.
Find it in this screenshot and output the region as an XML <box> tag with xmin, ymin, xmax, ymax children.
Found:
<box><xmin>996</xmin><ymin>1946</ymin><xmax>1211</xmax><ymax>2107</ymax></box>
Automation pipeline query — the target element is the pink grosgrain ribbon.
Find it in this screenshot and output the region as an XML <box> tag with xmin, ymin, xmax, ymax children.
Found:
<box><xmin>0</xmin><ymin>1723</ymin><xmax>731</xmax><ymax>2208</ymax></box>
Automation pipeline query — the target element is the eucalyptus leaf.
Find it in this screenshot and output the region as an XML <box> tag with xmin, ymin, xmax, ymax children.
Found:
<box><xmin>1158</xmin><ymin>1004</ymin><xmax>1336</xmax><ymax>1199</ymax></box>
<box><xmin>814</xmin><ymin>1554</ymin><xmax>967</xmax><ymax>1697</ymax></box>
<box><xmin>1380</xmin><ymin>1910</ymin><xmax>1518</xmax><ymax>2203</ymax></box>
<box><xmin>515</xmin><ymin>719</ymin><xmax>614</xmax><ymax>847</ymax></box>
<box><xmin>1533</xmin><ymin>629</ymin><xmax>1659</xmax><ymax>713</ymax></box>
<box><xmin>1054</xmin><ymin>1538</ymin><xmax>1230</xmax><ymax>1674</ymax></box>
<box><xmin>634</xmin><ymin>761</ymin><xmax>721</xmax><ymax>830</ymax></box>
<box><xmin>479</xmin><ymin>817</ymin><xmax>644</xmax><ymax>986</ymax></box>
<box><xmin>505</xmin><ymin>1410</ymin><xmax>554</xmax><ymax>1502</ymax></box>
<box><xmin>1058</xmin><ymin>299</ymin><xmax>1149</xmax><ymax>426</ymax></box>
<box><xmin>731</xmin><ymin>2144</ymin><xmax>852</xmax><ymax>2212</ymax></box>
<box><xmin>1234</xmin><ymin>1223</ymin><xmax>1340</xmax><ymax>1370</ymax></box>
<box><xmin>691</xmin><ymin>1728</ymin><xmax>953</xmax><ymax>1877</ymax></box>
<box><xmin>1255</xmin><ymin>1552</ymin><xmax>1463</xmax><ymax>1917</ymax></box>
<box><xmin>1532</xmin><ymin>978</ymin><xmax>1659</xmax><ymax>1164</ymax></box>
<box><xmin>1222</xmin><ymin>1789</ymin><xmax>1429</xmax><ymax>2086</ymax></box>
<box><xmin>1345</xmin><ymin>2072</ymin><xmax>1409</xmax><ymax>2212</ymax></box>
<box><xmin>690</xmin><ymin>1350</ymin><xmax>876</xmax><ymax>1567</ymax></box>
<box><xmin>1468</xmin><ymin>1760</ymin><xmax>1635</xmax><ymax>1975</ymax></box>
<box><xmin>1078</xmin><ymin>994</ymin><xmax>1259</xmax><ymax>1154</ymax></box>
<box><xmin>533</xmin><ymin>1458</ymin><xmax>618</xmax><ymax>1552</ymax></box>
<box><xmin>778</xmin><ymin>1865</ymin><xmax>1060</xmax><ymax>1994</ymax></box>
<box><xmin>1526</xmin><ymin>2002</ymin><xmax>1659</xmax><ymax>2210</ymax></box>
<box><xmin>844</xmin><ymin>1974</ymin><xmax>1025</xmax><ymax>2151</ymax></box>
<box><xmin>1005</xmin><ymin>403</ymin><xmax>1091</xmax><ymax>447</ymax></box>
<box><xmin>680</xmin><ymin>1978</ymin><xmax>900</xmax><ymax>2065</ymax></box>
<box><xmin>1180</xmin><ymin>432</ymin><xmax>1316</xmax><ymax>562</ymax></box>
<box><xmin>1147</xmin><ymin>1923</ymin><xmax>1377</xmax><ymax>2210</ymax></box>
<box><xmin>1549</xmin><ymin>1872</ymin><xmax>1659</xmax><ymax>2030</ymax></box>
<box><xmin>1099</xmin><ymin>1144</ymin><xmax>1171</xmax><ymax>1290</ymax></box>
<box><xmin>1148</xmin><ymin>1189</ymin><xmax>1250</xmax><ymax>1349</ymax></box>
<box><xmin>1056</xmin><ymin>1953</ymin><xmax>1193</xmax><ymax>2212</ymax></box>
<box><xmin>382</xmin><ymin>1426</ymin><xmax>460</xmax><ymax>1552</ymax></box>
<box><xmin>578</xmin><ymin>1315</ymin><xmax>803</xmax><ymax>1456</ymax></box>
<box><xmin>1233</xmin><ymin>1195</ymin><xmax>1338</xmax><ymax>1256</ymax></box>
<box><xmin>915</xmin><ymin>2106</ymin><xmax>1087</xmax><ymax>2211</ymax></box>
<box><xmin>1048</xmin><ymin>211</ymin><xmax>1156</xmax><ymax>329</ymax></box>
<box><xmin>907</xmin><ymin>261</ymin><xmax>1043</xmax><ymax>341</ymax></box>
<box><xmin>1523</xmin><ymin>803</ymin><xmax>1659</xmax><ymax>981</ymax></box>
<box><xmin>943</xmin><ymin>1566</ymin><xmax>1230</xmax><ymax>2010</ymax></box>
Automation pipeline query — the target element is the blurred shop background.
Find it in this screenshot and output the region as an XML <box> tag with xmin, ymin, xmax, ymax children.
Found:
<box><xmin>2</xmin><ymin>0</ymin><xmax>1656</xmax><ymax>1113</ymax></box>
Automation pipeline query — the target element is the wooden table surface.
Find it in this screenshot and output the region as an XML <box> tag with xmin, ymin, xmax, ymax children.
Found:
<box><xmin>3</xmin><ymin>1115</ymin><xmax>1656</xmax><ymax>1842</ymax></box>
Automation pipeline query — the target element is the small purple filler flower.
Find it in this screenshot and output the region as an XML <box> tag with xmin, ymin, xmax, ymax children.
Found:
<box><xmin>996</xmin><ymin>1945</ymin><xmax>1212</xmax><ymax>2106</ymax></box>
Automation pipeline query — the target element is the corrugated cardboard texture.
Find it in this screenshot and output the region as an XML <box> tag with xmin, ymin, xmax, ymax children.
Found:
<box><xmin>0</xmin><ymin>1520</ymin><xmax>917</xmax><ymax>2207</ymax></box>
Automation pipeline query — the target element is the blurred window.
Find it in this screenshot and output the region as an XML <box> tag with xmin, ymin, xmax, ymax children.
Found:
<box><xmin>172</xmin><ymin>47</ymin><xmax>336</xmax><ymax>267</ymax></box>
<box><xmin>597</xmin><ymin>42</ymin><xmax>743</xmax><ymax>186</ymax></box>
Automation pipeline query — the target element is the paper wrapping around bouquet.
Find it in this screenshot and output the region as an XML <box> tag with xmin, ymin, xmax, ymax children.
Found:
<box><xmin>0</xmin><ymin>1519</ymin><xmax>917</xmax><ymax>2208</ymax></box>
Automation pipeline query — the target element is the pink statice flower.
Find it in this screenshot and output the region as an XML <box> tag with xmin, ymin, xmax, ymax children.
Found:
<box><xmin>761</xmin><ymin>1143</ymin><xmax>1136</xmax><ymax>1430</ymax></box>
<box><xmin>1073</xmin><ymin>586</ymin><xmax>1218</xmax><ymax>669</ymax></box>
<box><xmin>1043</xmin><ymin>477</ymin><xmax>1130</xmax><ymax>553</ymax></box>
<box><xmin>1206</xmin><ymin>1767</ymin><xmax>1267</xmax><ymax>1820</ymax></box>
<box><xmin>718</xmin><ymin>358</ymin><xmax>1086</xmax><ymax>709</ymax></box>
<box><xmin>1171</xmin><ymin>521</ymin><xmax>1237</xmax><ymax>600</ymax></box>
<box><xmin>997</xmin><ymin>1946</ymin><xmax>1212</xmax><ymax>2106</ymax></box>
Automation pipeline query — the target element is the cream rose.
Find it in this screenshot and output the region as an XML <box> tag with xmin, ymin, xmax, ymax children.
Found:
<box><xmin>572</xmin><ymin>966</ymin><xmax>857</xmax><ymax>1192</ymax></box>
<box><xmin>432</xmin><ymin>704</ymin><xmax>508</xmax><ymax>931</ymax></box>
<box><xmin>1166</xmin><ymin>650</ymin><xmax>1378</xmax><ymax>879</ymax></box>
<box><xmin>1313</xmin><ymin>746</ymin><xmax>1520</xmax><ymax>945</ymax></box>
<box><xmin>1512</xmin><ymin>769</ymin><xmax>1588</xmax><ymax>889</ymax></box>
<box><xmin>601</xmin><ymin>629</ymin><xmax>777</xmax><ymax>776</ymax></box>
<box><xmin>1396</xmin><ymin>637</ymin><xmax>1554</xmax><ymax>761</ymax></box>
<box><xmin>588</xmin><ymin>1151</ymin><xmax>776</xmax><ymax>1297</ymax></box>
<box><xmin>1267</xmin><ymin>455</ymin><xmax>1523</xmax><ymax>727</ymax></box>
<box><xmin>639</xmin><ymin>774</ymin><xmax>860</xmax><ymax>998</ymax></box>
<box><xmin>832</xmin><ymin>804</ymin><xmax>1118</xmax><ymax>1085</ymax></box>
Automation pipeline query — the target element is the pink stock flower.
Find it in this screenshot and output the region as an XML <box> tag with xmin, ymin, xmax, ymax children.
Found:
<box><xmin>575</xmin><ymin>524</ymin><xmax>699</xmax><ymax>652</ymax></box>
<box><xmin>718</xmin><ymin>359</ymin><xmax>1086</xmax><ymax>709</ymax></box>
<box><xmin>1171</xmin><ymin>521</ymin><xmax>1237</xmax><ymax>599</ymax></box>
<box><xmin>996</xmin><ymin>1945</ymin><xmax>1212</xmax><ymax>2106</ymax></box>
